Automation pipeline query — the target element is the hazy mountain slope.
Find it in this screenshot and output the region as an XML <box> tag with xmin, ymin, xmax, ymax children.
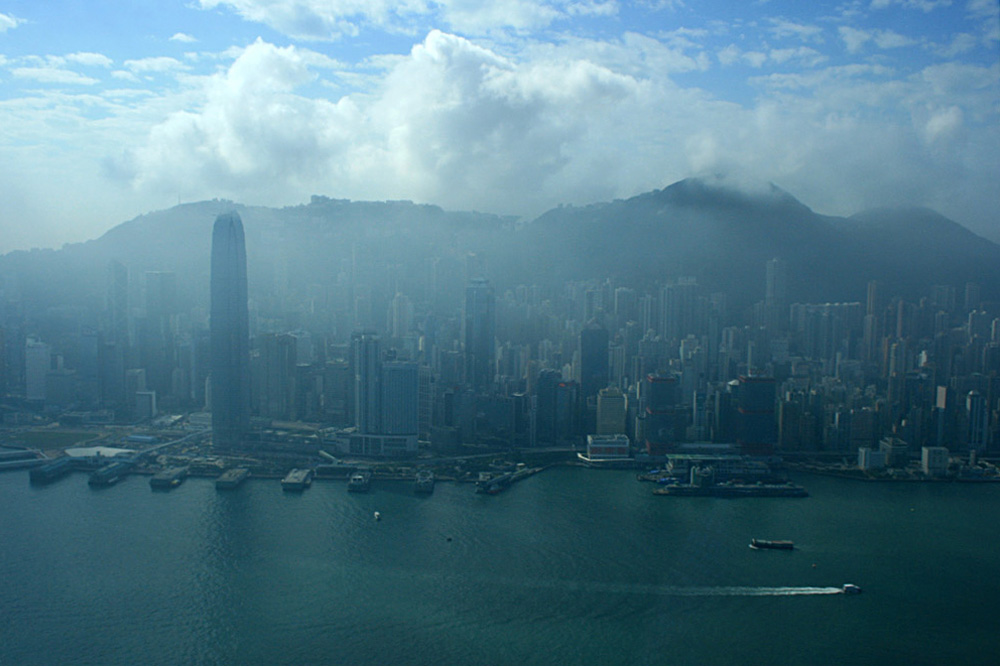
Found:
<box><xmin>1</xmin><ymin>178</ymin><xmax>996</xmax><ymax>322</ymax></box>
<box><xmin>519</xmin><ymin>178</ymin><xmax>1000</xmax><ymax>305</ymax></box>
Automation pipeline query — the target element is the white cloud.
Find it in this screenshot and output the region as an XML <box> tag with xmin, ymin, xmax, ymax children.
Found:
<box><xmin>11</xmin><ymin>67</ymin><xmax>100</xmax><ymax>85</ymax></box>
<box><xmin>66</xmin><ymin>52</ymin><xmax>114</xmax><ymax>67</ymax></box>
<box><xmin>767</xmin><ymin>18</ymin><xmax>824</xmax><ymax>43</ymax></box>
<box><xmin>0</xmin><ymin>11</ymin><xmax>24</xmax><ymax>32</ymax></box>
<box><xmin>922</xmin><ymin>105</ymin><xmax>963</xmax><ymax>143</ymax></box>
<box><xmin>198</xmin><ymin>0</ymin><xmax>620</xmax><ymax>39</ymax></box>
<box><xmin>170</xmin><ymin>32</ymin><xmax>198</xmax><ymax>43</ymax></box>
<box><xmin>871</xmin><ymin>0</ymin><xmax>952</xmax><ymax>11</ymax></box>
<box><xmin>932</xmin><ymin>32</ymin><xmax>978</xmax><ymax>56</ymax></box>
<box><xmin>104</xmin><ymin>28</ymin><xmax>995</xmax><ymax>242</ymax></box>
<box><xmin>873</xmin><ymin>30</ymin><xmax>917</xmax><ymax>48</ymax></box>
<box><xmin>717</xmin><ymin>44</ymin><xmax>741</xmax><ymax>66</ymax></box>
<box><xmin>966</xmin><ymin>0</ymin><xmax>998</xmax><ymax>19</ymax></box>
<box><xmin>124</xmin><ymin>56</ymin><xmax>189</xmax><ymax>74</ymax></box>
<box><xmin>769</xmin><ymin>47</ymin><xmax>827</xmax><ymax>67</ymax></box>
<box><xmin>840</xmin><ymin>26</ymin><xmax>872</xmax><ymax>53</ymax></box>
<box><xmin>198</xmin><ymin>0</ymin><xmax>432</xmax><ymax>40</ymax></box>
<box><xmin>111</xmin><ymin>70</ymin><xmax>141</xmax><ymax>82</ymax></box>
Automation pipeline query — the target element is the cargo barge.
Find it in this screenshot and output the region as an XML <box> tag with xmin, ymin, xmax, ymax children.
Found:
<box><xmin>653</xmin><ymin>482</ymin><xmax>808</xmax><ymax>497</ymax></box>
<box><xmin>281</xmin><ymin>468</ymin><xmax>313</xmax><ymax>491</ymax></box>
<box><xmin>29</xmin><ymin>457</ymin><xmax>76</xmax><ymax>484</ymax></box>
<box><xmin>750</xmin><ymin>538</ymin><xmax>795</xmax><ymax>550</ymax></box>
<box><xmin>216</xmin><ymin>467</ymin><xmax>250</xmax><ymax>490</ymax></box>
<box><xmin>88</xmin><ymin>460</ymin><xmax>133</xmax><ymax>486</ymax></box>
<box><xmin>150</xmin><ymin>466</ymin><xmax>189</xmax><ymax>489</ymax></box>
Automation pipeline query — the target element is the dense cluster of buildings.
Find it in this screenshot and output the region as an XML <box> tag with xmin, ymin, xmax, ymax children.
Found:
<box><xmin>2</xmin><ymin>222</ymin><xmax>999</xmax><ymax>466</ymax></box>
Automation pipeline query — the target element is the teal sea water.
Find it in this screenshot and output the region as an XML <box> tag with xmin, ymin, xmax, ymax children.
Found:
<box><xmin>1</xmin><ymin>467</ymin><xmax>998</xmax><ymax>665</ymax></box>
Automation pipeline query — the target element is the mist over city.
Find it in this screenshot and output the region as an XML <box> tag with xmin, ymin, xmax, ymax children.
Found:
<box><xmin>1</xmin><ymin>2</ymin><xmax>999</xmax><ymax>666</ymax></box>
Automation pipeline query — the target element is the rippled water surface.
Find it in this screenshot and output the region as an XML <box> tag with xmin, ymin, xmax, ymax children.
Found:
<box><xmin>1</xmin><ymin>467</ymin><xmax>998</xmax><ymax>665</ymax></box>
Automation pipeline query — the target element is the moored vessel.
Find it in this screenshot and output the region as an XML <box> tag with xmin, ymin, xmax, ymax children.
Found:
<box><xmin>89</xmin><ymin>460</ymin><xmax>132</xmax><ymax>486</ymax></box>
<box><xmin>653</xmin><ymin>481</ymin><xmax>808</xmax><ymax>497</ymax></box>
<box><xmin>29</xmin><ymin>457</ymin><xmax>75</xmax><ymax>484</ymax></box>
<box><xmin>281</xmin><ymin>468</ymin><xmax>313</xmax><ymax>491</ymax></box>
<box><xmin>150</xmin><ymin>466</ymin><xmax>189</xmax><ymax>489</ymax></box>
<box><xmin>216</xmin><ymin>467</ymin><xmax>250</xmax><ymax>490</ymax></box>
<box><xmin>414</xmin><ymin>469</ymin><xmax>434</xmax><ymax>494</ymax></box>
<box><xmin>347</xmin><ymin>468</ymin><xmax>372</xmax><ymax>492</ymax></box>
<box><xmin>750</xmin><ymin>538</ymin><xmax>795</xmax><ymax>550</ymax></box>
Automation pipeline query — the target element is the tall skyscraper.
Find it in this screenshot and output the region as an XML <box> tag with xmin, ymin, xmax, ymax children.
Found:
<box><xmin>463</xmin><ymin>279</ymin><xmax>495</xmax><ymax>393</ymax></box>
<box><xmin>210</xmin><ymin>212</ymin><xmax>250</xmax><ymax>450</ymax></box>
<box><xmin>579</xmin><ymin>320</ymin><xmax>609</xmax><ymax>401</ymax></box>
<box><xmin>735</xmin><ymin>375</ymin><xmax>777</xmax><ymax>455</ymax></box>
<box><xmin>350</xmin><ymin>331</ymin><xmax>418</xmax><ymax>455</ymax></box>
<box><xmin>352</xmin><ymin>331</ymin><xmax>382</xmax><ymax>433</ymax></box>
<box><xmin>765</xmin><ymin>258</ymin><xmax>787</xmax><ymax>332</ymax></box>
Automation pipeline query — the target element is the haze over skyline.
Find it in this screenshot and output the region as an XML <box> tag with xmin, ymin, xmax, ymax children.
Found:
<box><xmin>0</xmin><ymin>0</ymin><xmax>997</xmax><ymax>253</ymax></box>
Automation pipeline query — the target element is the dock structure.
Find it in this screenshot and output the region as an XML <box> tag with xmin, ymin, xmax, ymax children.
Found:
<box><xmin>89</xmin><ymin>460</ymin><xmax>133</xmax><ymax>486</ymax></box>
<box><xmin>216</xmin><ymin>467</ymin><xmax>250</xmax><ymax>490</ymax></box>
<box><xmin>29</xmin><ymin>457</ymin><xmax>76</xmax><ymax>484</ymax></box>
<box><xmin>475</xmin><ymin>465</ymin><xmax>541</xmax><ymax>494</ymax></box>
<box><xmin>150</xmin><ymin>466</ymin><xmax>189</xmax><ymax>489</ymax></box>
<box><xmin>281</xmin><ymin>468</ymin><xmax>313</xmax><ymax>491</ymax></box>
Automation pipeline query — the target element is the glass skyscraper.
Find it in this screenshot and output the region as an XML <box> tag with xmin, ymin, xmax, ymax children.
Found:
<box><xmin>210</xmin><ymin>212</ymin><xmax>250</xmax><ymax>450</ymax></box>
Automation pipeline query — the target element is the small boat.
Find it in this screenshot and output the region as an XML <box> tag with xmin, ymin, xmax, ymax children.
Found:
<box><xmin>750</xmin><ymin>538</ymin><xmax>795</xmax><ymax>550</ymax></box>
<box><xmin>373</xmin><ymin>511</ymin><xmax>381</xmax><ymax>521</ymax></box>
<box><xmin>414</xmin><ymin>469</ymin><xmax>435</xmax><ymax>494</ymax></box>
<box><xmin>842</xmin><ymin>583</ymin><xmax>862</xmax><ymax>594</ymax></box>
<box><xmin>348</xmin><ymin>468</ymin><xmax>372</xmax><ymax>492</ymax></box>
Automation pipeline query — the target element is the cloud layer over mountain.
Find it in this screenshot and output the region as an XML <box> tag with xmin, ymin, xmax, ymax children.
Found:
<box><xmin>0</xmin><ymin>1</ymin><xmax>997</xmax><ymax>251</ymax></box>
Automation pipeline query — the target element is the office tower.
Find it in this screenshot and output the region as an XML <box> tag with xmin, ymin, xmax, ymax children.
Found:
<box><xmin>966</xmin><ymin>390</ymin><xmax>989</xmax><ymax>453</ymax></box>
<box><xmin>254</xmin><ymin>333</ymin><xmax>298</xmax><ymax>421</ymax></box>
<box><xmin>352</xmin><ymin>331</ymin><xmax>381</xmax><ymax>432</ymax></box>
<box><xmin>388</xmin><ymin>292</ymin><xmax>414</xmax><ymax>339</ymax></box>
<box><xmin>533</xmin><ymin>368</ymin><xmax>561</xmax><ymax>446</ymax></box>
<box><xmin>765</xmin><ymin>259</ymin><xmax>787</xmax><ymax>308</ymax></box>
<box><xmin>105</xmin><ymin>260</ymin><xmax>130</xmax><ymax>347</ymax></box>
<box><xmin>596</xmin><ymin>386</ymin><xmax>627</xmax><ymax>435</ymax></box>
<box><xmin>660</xmin><ymin>278</ymin><xmax>699</xmax><ymax>341</ymax></box>
<box><xmin>210</xmin><ymin>212</ymin><xmax>250</xmax><ymax>450</ymax></box>
<box><xmin>579</xmin><ymin>321</ymin><xmax>609</xmax><ymax>401</ymax></box>
<box><xmin>735</xmin><ymin>375</ymin><xmax>777</xmax><ymax>455</ymax></box>
<box><xmin>24</xmin><ymin>336</ymin><xmax>51</xmax><ymax>401</ymax></box>
<box><xmin>350</xmin><ymin>331</ymin><xmax>418</xmax><ymax>455</ymax></box>
<box><xmin>964</xmin><ymin>282</ymin><xmax>981</xmax><ymax>313</ymax></box>
<box><xmin>765</xmin><ymin>258</ymin><xmax>787</xmax><ymax>331</ymax></box>
<box><xmin>463</xmin><ymin>279</ymin><xmax>495</xmax><ymax>393</ymax></box>
<box><xmin>380</xmin><ymin>361</ymin><xmax>419</xmax><ymax>435</ymax></box>
<box><xmin>144</xmin><ymin>271</ymin><xmax>177</xmax><ymax>319</ymax></box>
<box><xmin>138</xmin><ymin>270</ymin><xmax>178</xmax><ymax>399</ymax></box>
<box><xmin>642</xmin><ymin>374</ymin><xmax>683</xmax><ymax>455</ymax></box>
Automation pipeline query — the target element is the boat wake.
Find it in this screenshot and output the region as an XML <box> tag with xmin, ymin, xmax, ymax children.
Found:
<box><xmin>661</xmin><ymin>586</ymin><xmax>845</xmax><ymax>597</ymax></box>
<box><xmin>530</xmin><ymin>580</ymin><xmax>847</xmax><ymax>597</ymax></box>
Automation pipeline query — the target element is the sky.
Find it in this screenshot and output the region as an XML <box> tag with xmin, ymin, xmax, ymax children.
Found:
<box><xmin>0</xmin><ymin>0</ymin><xmax>997</xmax><ymax>253</ymax></box>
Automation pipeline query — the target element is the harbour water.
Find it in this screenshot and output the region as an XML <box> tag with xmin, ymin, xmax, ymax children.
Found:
<box><xmin>1</xmin><ymin>466</ymin><xmax>998</xmax><ymax>665</ymax></box>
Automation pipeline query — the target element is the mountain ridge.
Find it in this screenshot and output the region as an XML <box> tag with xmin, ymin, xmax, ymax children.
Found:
<box><xmin>1</xmin><ymin>177</ymin><xmax>996</xmax><ymax>318</ymax></box>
